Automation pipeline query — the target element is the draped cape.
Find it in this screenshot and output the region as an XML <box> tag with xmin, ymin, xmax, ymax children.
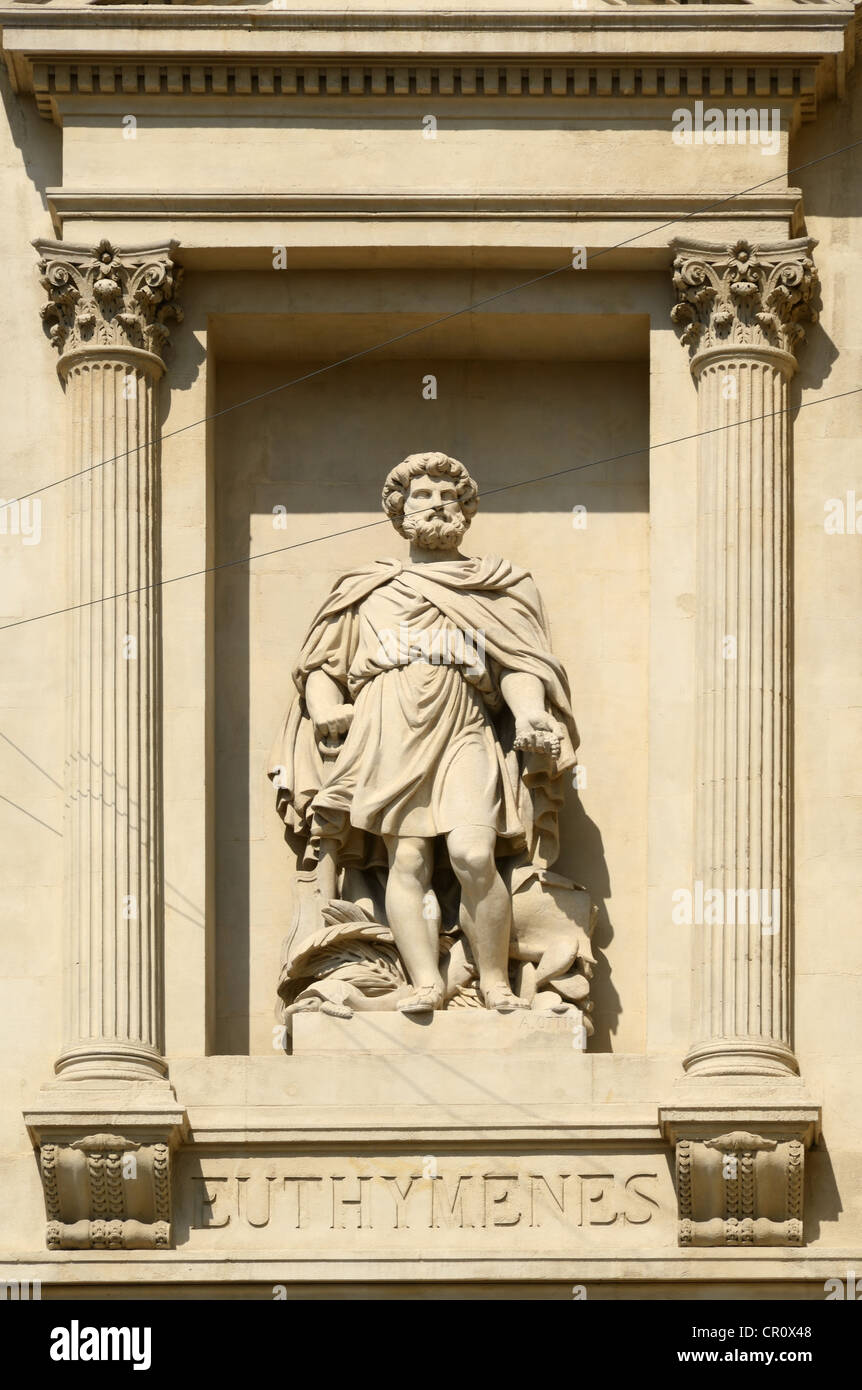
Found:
<box><xmin>267</xmin><ymin>555</ymin><xmax>578</xmax><ymax>871</ymax></box>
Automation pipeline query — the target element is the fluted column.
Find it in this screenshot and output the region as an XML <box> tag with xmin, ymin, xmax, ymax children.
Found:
<box><xmin>671</xmin><ymin>238</ymin><xmax>817</xmax><ymax>1078</ymax></box>
<box><xmin>35</xmin><ymin>240</ymin><xmax>182</xmax><ymax>1083</ymax></box>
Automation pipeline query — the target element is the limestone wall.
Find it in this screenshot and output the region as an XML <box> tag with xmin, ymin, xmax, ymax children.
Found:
<box><xmin>0</xmin><ymin>0</ymin><xmax>860</xmax><ymax>1294</ymax></box>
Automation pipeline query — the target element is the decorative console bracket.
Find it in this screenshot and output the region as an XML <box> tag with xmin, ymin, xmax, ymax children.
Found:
<box><xmin>660</xmin><ymin>1102</ymin><xmax>820</xmax><ymax>1248</ymax></box>
<box><xmin>25</xmin><ymin>1096</ymin><xmax>187</xmax><ymax>1251</ymax></box>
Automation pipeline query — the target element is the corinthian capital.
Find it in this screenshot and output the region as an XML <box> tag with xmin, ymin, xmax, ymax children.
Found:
<box><xmin>34</xmin><ymin>239</ymin><xmax>183</xmax><ymax>361</ymax></box>
<box><xmin>670</xmin><ymin>237</ymin><xmax>818</xmax><ymax>359</ymax></box>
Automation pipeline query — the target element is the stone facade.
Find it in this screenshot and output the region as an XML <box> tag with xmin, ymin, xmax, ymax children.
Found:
<box><xmin>0</xmin><ymin>0</ymin><xmax>861</xmax><ymax>1298</ymax></box>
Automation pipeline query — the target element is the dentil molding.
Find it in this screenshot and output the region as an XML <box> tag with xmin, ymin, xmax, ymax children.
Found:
<box><xmin>1</xmin><ymin>5</ymin><xmax>852</xmax><ymax>126</ymax></box>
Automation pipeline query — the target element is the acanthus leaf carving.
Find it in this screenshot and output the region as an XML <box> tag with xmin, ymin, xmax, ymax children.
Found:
<box><xmin>670</xmin><ymin>237</ymin><xmax>818</xmax><ymax>359</ymax></box>
<box><xmin>34</xmin><ymin>238</ymin><xmax>183</xmax><ymax>360</ymax></box>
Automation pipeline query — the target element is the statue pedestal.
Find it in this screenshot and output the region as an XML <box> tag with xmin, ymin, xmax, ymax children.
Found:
<box><xmin>291</xmin><ymin>1009</ymin><xmax>586</xmax><ymax>1056</ymax></box>
<box><xmin>164</xmin><ymin>1046</ymin><xmax>679</xmax><ymax>1276</ymax></box>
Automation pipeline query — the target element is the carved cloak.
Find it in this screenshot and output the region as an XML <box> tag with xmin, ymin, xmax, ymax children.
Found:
<box><xmin>267</xmin><ymin>555</ymin><xmax>578</xmax><ymax>872</ymax></box>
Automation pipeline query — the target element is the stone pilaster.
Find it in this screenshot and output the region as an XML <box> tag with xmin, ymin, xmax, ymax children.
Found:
<box><xmin>35</xmin><ymin>239</ymin><xmax>182</xmax><ymax>1083</ymax></box>
<box><xmin>670</xmin><ymin>238</ymin><xmax>818</xmax><ymax>1079</ymax></box>
<box><xmin>25</xmin><ymin>241</ymin><xmax>186</xmax><ymax>1249</ymax></box>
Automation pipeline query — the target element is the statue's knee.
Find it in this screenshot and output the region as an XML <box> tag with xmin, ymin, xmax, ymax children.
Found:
<box><xmin>449</xmin><ymin>838</ymin><xmax>495</xmax><ymax>884</ymax></box>
<box><xmin>391</xmin><ymin>840</ymin><xmax>429</xmax><ymax>881</ymax></box>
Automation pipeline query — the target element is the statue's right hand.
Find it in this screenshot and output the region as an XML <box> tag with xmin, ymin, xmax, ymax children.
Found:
<box><xmin>312</xmin><ymin>704</ymin><xmax>354</xmax><ymax>742</ymax></box>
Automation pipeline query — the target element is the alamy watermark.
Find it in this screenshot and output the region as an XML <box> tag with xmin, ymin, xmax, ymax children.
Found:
<box><xmin>49</xmin><ymin>1321</ymin><xmax>150</xmax><ymax>1370</ymax></box>
<box><xmin>672</xmin><ymin>103</ymin><xmax>781</xmax><ymax>157</ymax></box>
<box><xmin>0</xmin><ymin>498</ymin><xmax>41</xmax><ymax>545</ymax></box>
<box><xmin>824</xmin><ymin>1270</ymin><xmax>861</xmax><ymax>1299</ymax></box>
<box><xmin>824</xmin><ymin>492</ymin><xmax>862</xmax><ymax>534</ymax></box>
<box><xmin>375</xmin><ymin>624</ymin><xmax>486</xmax><ymax>676</ymax></box>
<box><xmin>1</xmin><ymin>1280</ymin><xmax>41</xmax><ymax>1299</ymax></box>
<box><xmin>672</xmin><ymin>880</ymin><xmax>780</xmax><ymax>935</ymax></box>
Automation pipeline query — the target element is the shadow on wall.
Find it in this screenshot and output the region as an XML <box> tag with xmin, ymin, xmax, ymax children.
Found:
<box><xmin>562</xmin><ymin>788</ymin><xmax>620</xmax><ymax>1050</ymax></box>
<box><xmin>790</xmin><ymin>61</ymin><xmax>852</xmax><ymax>399</ymax></box>
<box><xmin>0</xmin><ymin>66</ymin><xmax>60</xmax><ymax>214</ymax></box>
<box><xmin>803</xmin><ymin>1136</ymin><xmax>843</xmax><ymax>1244</ymax></box>
<box><xmin>787</xmin><ymin>267</ymin><xmax>837</xmax><ymax>403</ymax></box>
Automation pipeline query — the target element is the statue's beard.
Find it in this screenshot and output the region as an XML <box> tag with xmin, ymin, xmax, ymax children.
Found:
<box><xmin>400</xmin><ymin>513</ymin><xmax>468</xmax><ymax>551</ymax></box>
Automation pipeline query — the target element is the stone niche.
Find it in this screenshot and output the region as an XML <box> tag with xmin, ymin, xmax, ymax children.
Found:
<box><xmin>210</xmin><ymin>298</ymin><xmax>651</xmax><ymax>1059</ymax></box>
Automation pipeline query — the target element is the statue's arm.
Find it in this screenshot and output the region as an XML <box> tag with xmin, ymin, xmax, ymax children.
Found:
<box><xmin>305</xmin><ymin>669</ymin><xmax>354</xmax><ymax>741</ymax></box>
<box><xmin>295</xmin><ymin>595</ymin><xmax>361</xmax><ymax>742</ymax></box>
<box><xmin>499</xmin><ymin>670</ymin><xmax>545</xmax><ymax>720</ymax></box>
<box><xmin>499</xmin><ymin>670</ymin><xmax>562</xmax><ymax>759</ymax></box>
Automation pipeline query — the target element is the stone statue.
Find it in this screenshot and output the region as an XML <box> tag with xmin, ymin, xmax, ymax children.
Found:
<box><xmin>268</xmin><ymin>452</ymin><xmax>595</xmax><ymax>1029</ymax></box>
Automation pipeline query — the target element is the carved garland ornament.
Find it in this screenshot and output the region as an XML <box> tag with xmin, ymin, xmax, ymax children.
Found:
<box><xmin>675</xmin><ymin>1131</ymin><xmax>804</xmax><ymax>1247</ymax></box>
<box><xmin>671</xmin><ymin>238</ymin><xmax>818</xmax><ymax>358</ymax></box>
<box><xmin>40</xmin><ymin>1133</ymin><xmax>174</xmax><ymax>1250</ymax></box>
<box><xmin>35</xmin><ymin>238</ymin><xmax>183</xmax><ymax>359</ymax></box>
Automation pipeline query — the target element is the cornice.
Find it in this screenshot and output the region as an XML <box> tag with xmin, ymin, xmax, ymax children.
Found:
<box><xmin>1</xmin><ymin>6</ymin><xmax>853</xmax><ymax>128</ymax></box>
<box><xmin>3</xmin><ymin>4</ymin><xmax>853</xmax><ymax>48</ymax></box>
<box><xmin>0</xmin><ymin>6</ymin><xmax>856</xmax><ymax>37</ymax></box>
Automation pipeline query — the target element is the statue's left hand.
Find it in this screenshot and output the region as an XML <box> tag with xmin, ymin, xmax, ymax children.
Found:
<box><xmin>312</xmin><ymin>703</ymin><xmax>354</xmax><ymax>759</ymax></box>
<box><xmin>312</xmin><ymin>704</ymin><xmax>354</xmax><ymax>742</ymax></box>
<box><xmin>514</xmin><ymin>713</ymin><xmax>563</xmax><ymax>759</ymax></box>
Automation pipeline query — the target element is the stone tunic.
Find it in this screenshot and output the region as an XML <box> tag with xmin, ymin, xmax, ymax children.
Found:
<box><xmin>269</xmin><ymin>555</ymin><xmax>578</xmax><ymax>869</ymax></box>
<box><xmin>307</xmin><ymin>573</ymin><xmax>521</xmax><ymax>842</ymax></box>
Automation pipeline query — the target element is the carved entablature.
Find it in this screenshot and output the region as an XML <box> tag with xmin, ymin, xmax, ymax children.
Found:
<box><xmin>40</xmin><ymin>1132</ymin><xmax>174</xmax><ymax>1251</ymax></box>
<box><xmin>34</xmin><ymin>239</ymin><xmax>183</xmax><ymax>360</ymax></box>
<box><xmin>670</xmin><ymin>237</ymin><xmax>819</xmax><ymax>358</ymax></box>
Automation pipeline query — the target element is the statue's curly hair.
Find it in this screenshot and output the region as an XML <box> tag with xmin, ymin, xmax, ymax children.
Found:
<box><xmin>381</xmin><ymin>452</ymin><xmax>480</xmax><ymax>536</ymax></box>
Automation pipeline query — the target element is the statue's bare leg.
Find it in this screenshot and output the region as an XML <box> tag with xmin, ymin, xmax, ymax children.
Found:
<box><xmin>446</xmin><ymin>825</ymin><xmax>527</xmax><ymax>1012</ymax></box>
<box><xmin>383</xmin><ymin>835</ymin><xmax>444</xmax><ymax>1012</ymax></box>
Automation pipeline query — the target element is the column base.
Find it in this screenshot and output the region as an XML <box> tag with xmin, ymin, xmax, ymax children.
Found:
<box><xmin>684</xmin><ymin>1038</ymin><xmax>799</xmax><ymax>1079</ymax></box>
<box><xmin>54</xmin><ymin>1040</ymin><xmax>169</xmax><ymax>1085</ymax></box>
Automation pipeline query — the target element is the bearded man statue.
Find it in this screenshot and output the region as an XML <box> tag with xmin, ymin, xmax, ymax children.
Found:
<box><xmin>268</xmin><ymin>451</ymin><xmax>584</xmax><ymax>1017</ymax></box>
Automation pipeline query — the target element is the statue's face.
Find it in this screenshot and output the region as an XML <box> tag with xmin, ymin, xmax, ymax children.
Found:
<box><xmin>400</xmin><ymin>472</ymin><xmax>468</xmax><ymax>550</ymax></box>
